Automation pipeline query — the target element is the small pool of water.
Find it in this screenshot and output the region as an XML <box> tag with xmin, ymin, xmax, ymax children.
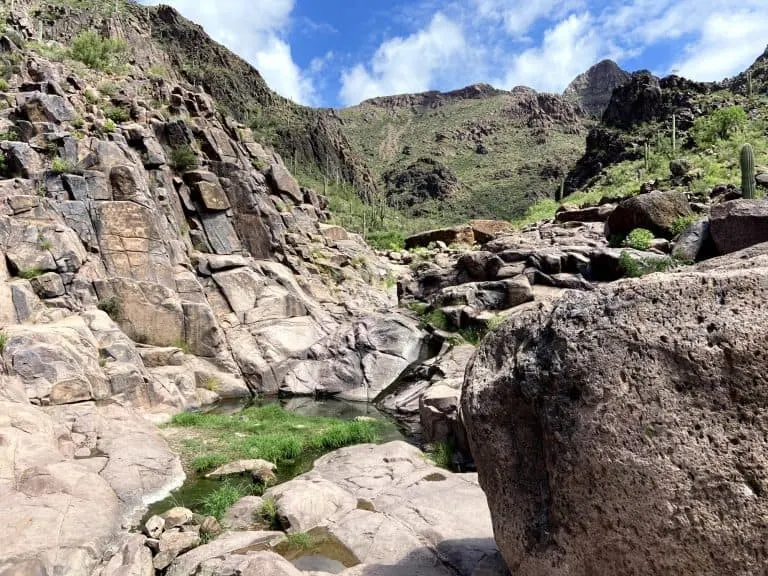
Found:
<box><xmin>275</xmin><ymin>527</ymin><xmax>359</xmax><ymax>573</ymax></box>
<box><xmin>144</xmin><ymin>397</ymin><xmax>409</xmax><ymax>521</ymax></box>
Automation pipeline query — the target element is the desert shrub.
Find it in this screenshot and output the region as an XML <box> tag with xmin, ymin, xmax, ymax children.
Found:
<box><xmin>104</xmin><ymin>104</ymin><xmax>129</xmax><ymax>123</ymax></box>
<box><xmin>171</xmin><ymin>145</ymin><xmax>197</xmax><ymax>171</ymax></box>
<box><xmin>623</xmin><ymin>228</ymin><xmax>655</xmax><ymax>250</ymax></box>
<box><xmin>693</xmin><ymin>106</ymin><xmax>748</xmax><ymax>147</ymax></box>
<box><xmin>97</xmin><ymin>296</ymin><xmax>122</xmax><ymax>320</ymax></box>
<box><xmin>50</xmin><ymin>157</ymin><xmax>75</xmax><ymax>175</ymax></box>
<box><xmin>671</xmin><ymin>215</ymin><xmax>698</xmax><ymax>236</ymax></box>
<box><xmin>71</xmin><ymin>31</ymin><xmax>127</xmax><ymax>71</ymax></box>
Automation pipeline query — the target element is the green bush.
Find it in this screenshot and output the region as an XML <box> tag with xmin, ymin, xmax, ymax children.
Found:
<box><xmin>104</xmin><ymin>104</ymin><xmax>129</xmax><ymax>123</ymax></box>
<box><xmin>97</xmin><ymin>296</ymin><xmax>122</xmax><ymax>320</ymax></box>
<box><xmin>367</xmin><ymin>229</ymin><xmax>406</xmax><ymax>251</ymax></box>
<box><xmin>0</xmin><ymin>79</ymin><xmax>8</xmax><ymax>92</ymax></box>
<box><xmin>70</xmin><ymin>31</ymin><xmax>127</xmax><ymax>71</ymax></box>
<box><xmin>171</xmin><ymin>145</ymin><xmax>198</xmax><ymax>172</ymax></box>
<box><xmin>693</xmin><ymin>106</ymin><xmax>748</xmax><ymax>147</ymax></box>
<box><xmin>424</xmin><ymin>309</ymin><xmax>451</xmax><ymax>331</ymax></box>
<box><xmin>103</xmin><ymin>119</ymin><xmax>116</xmax><ymax>133</ymax></box>
<box><xmin>623</xmin><ymin>228</ymin><xmax>655</xmax><ymax>250</ymax></box>
<box><xmin>0</xmin><ymin>331</ymin><xmax>8</xmax><ymax>353</ymax></box>
<box><xmin>671</xmin><ymin>215</ymin><xmax>698</xmax><ymax>236</ymax></box>
<box><xmin>84</xmin><ymin>89</ymin><xmax>100</xmax><ymax>104</ymax></box>
<box><xmin>51</xmin><ymin>157</ymin><xmax>75</xmax><ymax>175</ymax></box>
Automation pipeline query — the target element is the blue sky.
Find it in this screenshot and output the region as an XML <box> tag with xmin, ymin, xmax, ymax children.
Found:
<box><xmin>138</xmin><ymin>0</ymin><xmax>768</xmax><ymax>108</ymax></box>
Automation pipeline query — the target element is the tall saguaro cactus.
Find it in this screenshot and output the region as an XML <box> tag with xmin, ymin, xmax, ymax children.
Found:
<box><xmin>741</xmin><ymin>143</ymin><xmax>756</xmax><ymax>199</ymax></box>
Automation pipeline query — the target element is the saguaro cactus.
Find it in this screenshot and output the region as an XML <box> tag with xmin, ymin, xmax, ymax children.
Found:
<box><xmin>741</xmin><ymin>143</ymin><xmax>756</xmax><ymax>199</ymax></box>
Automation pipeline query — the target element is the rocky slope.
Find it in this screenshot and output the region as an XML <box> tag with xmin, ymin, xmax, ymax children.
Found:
<box><xmin>564</xmin><ymin>59</ymin><xmax>631</xmax><ymax>117</ymax></box>
<box><xmin>0</xmin><ymin>3</ymin><xmax>455</xmax><ymax>573</ymax></box>
<box><xmin>338</xmin><ymin>84</ymin><xmax>589</xmax><ymax>223</ymax></box>
<box><xmin>21</xmin><ymin>0</ymin><xmax>377</xmax><ymax>199</ymax></box>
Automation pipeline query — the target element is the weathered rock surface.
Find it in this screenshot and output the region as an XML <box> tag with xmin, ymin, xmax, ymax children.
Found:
<box><xmin>709</xmin><ymin>198</ymin><xmax>768</xmax><ymax>255</ymax></box>
<box><xmin>206</xmin><ymin>459</ymin><xmax>277</xmax><ymax>483</ymax></box>
<box><xmin>167</xmin><ymin>532</ymin><xmax>287</xmax><ymax>576</ymax></box>
<box><xmin>462</xmin><ymin>246</ymin><xmax>768</xmax><ymax>575</ymax></box>
<box><xmin>196</xmin><ymin>551</ymin><xmax>305</xmax><ymax>576</ymax></box>
<box><xmin>605</xmin><ymin>190</ymin><xmax>692</xmax><ymax>239</ymax></box>
<box><xmin>266</xmin><ymin>442</ymin><xmax>508</xmax><ymax>576</ymax></box>
<box><xmin>405</xmin><ymin>225</ymin><xmax>476</xmax><ymax>249</ymax></box>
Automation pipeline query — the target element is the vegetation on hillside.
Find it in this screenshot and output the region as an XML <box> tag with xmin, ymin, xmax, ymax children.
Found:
<box><xmin>339</xmin><ymin>92</ymin><xmax>588</xmax><ymax>224</ymax></box>
<box><xmin>515</xmin><ymin>93</ymin><xmax>768</xmax><ymax>228</ymax></box>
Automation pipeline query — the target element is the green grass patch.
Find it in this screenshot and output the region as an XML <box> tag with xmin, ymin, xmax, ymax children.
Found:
<box><xmin>428</xmin><ymin>440</ymin><xmax>455</xmax><ymax>470</ymax></box>
<box><xmin>0</xmin><ymin>331</ymin><xmax>8</xmax><ymax>354</ymax></box>
<box><xmin>18</xmin><ymin>268</ymin><xmax>44</xmax><ymax>279</ymax></box>
<box><xmin>259</xmin><ymin>497</ymin><xmax>280</xmax><ymax>529</ymax></box>
<box><xmin>671</xmin><ymin>215</ymin><xmax>699</xmax><ymax>236</ymax></box>
<box><xmin>171</xmin><ymin>145</ymin><xmax>198</xmax><ymax>172</ymax></box>
<box><xmin>167</xmin><ymin>404</ymin><xmax>383</xmax><ymax>475</ymax></box>
<box><xmin>619</xmin><ymin>251</ymin><xmax>679</xmax><ymax>278</ymax></box>
<box><xmin>200</xmin><ymin>479</ymin><xmax>261</xmax><ymax>520</ymax></box>
<box><xmin>623</xmin><ymin>228</ymin><xmax>654</xmax><ymax>250</ymax></box>
<box><xmin>285</xmin><ymin>532</ymin><xmax>313</xmax><ymax>550</ymax></box>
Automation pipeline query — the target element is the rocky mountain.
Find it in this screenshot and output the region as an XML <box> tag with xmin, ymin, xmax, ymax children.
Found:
<box><xmin>338</xmin><ymin>84</ymin><xmax>589</xmax><ymax>223</ymax></box>
<box><xmin>4</xmin><ymin>2</ymin><xmax>768</xmax><ymax>575</ymax></box>
<box><xmin>19</xmin><ymin>0</ymin><xmax>376</xmax><ymax>200</ymax></box>
<box><xmin>0</xmin><ymin>2</ymin><xmax>492</xmax><ymax>573</ymax></box>
<box><xmin>564</xmin><ymin>59</ymin><xmax>631</xmax><ymax>117</ymax></box>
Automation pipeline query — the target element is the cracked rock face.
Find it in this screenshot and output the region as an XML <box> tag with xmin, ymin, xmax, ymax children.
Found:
<box><xmin>0</xmin><ymin>2</ymin><xmax>438</xmax><ymax>574</ymax></box>
<box><xmin>462</xmin><ymin>243</ymin><xmax>768</xmax><ymax>575</ymax></box>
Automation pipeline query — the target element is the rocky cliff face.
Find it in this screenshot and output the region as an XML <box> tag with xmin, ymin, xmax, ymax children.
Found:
<box><xmin>564</xmin><ymin>59</ymin><xmax>630</xmax><ymax>117</ymax></box>
<box><xmin>0</xmin><ymin>4</ymin><xmax>435</xmax><ymax>573</ymax></box>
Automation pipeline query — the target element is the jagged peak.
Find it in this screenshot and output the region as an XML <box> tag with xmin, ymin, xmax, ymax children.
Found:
<box><xmin>564</xmin><ymin>59</ymin><xmax>631</xmax><ymax>117</ymax></box>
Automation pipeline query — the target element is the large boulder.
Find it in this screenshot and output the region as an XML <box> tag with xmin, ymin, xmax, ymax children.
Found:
<box><xmin>671</xmin><ymin>217</ymin><xmax>715</xmax><ymax>262</ymax></box>
<box><xmin>405</xmin><ymin>226</ymin><xmax>475</xmax><ymax>250</ymax></box>
<box><xmin>605</xmin><ymin>190</ymin><xmax>692</xmax><ymax>239</ymax></box>
<box><xmin>462</xmin><ymin>247</ymin><xmax>768</xmax><ymax>575</ymax></box>
<box><xmin>709</xmin><ymin>198</ymin><xmax>768</xmax><ymax>255</ymax></box>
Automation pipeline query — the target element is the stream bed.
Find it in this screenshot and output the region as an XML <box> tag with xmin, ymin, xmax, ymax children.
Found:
<box><xmin>144</xmin><ymin>397</ymin><xmax>410</xmax><ymax>571</ymax></box>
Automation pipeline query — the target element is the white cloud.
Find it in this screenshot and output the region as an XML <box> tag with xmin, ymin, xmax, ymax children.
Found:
<box><xmin>502</xmin><ymin>13</ymin><xmax>601</xmax><ymax>92</ymax></box>
<box><xmin>138</xmin><ymin>0</ymin><xmax>317</xmax><ymax>105</ymax></box>
<box><xmin>473</xmin><ymin>0</ymin><xmax>584</xmax><ymax>37</ymax></box>
<box><xmin>339</xmin><ymin>13</ymin><xmax>467</xmax><ymax>106</ymax></box>
<box><xmin>672</xmin><ymin>10</ymin><xmax>768</xmax><ymax>80</ymax></box>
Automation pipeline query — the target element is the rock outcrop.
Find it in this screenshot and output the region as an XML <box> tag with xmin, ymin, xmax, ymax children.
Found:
<box><xmin>564</xmin><ymin>59</ymin><xmax>631</xmax><ymax>117</ymax></box>
<box><xmin>0</xmin><ymin>3</ymin><xmax>434</xmax><ymax>572</ymax></box>
<box><xmin>462</xmin><ymin>244</ymin><xmax>768</xmax><ymax>575</ymax></box>
<box><xmin>262</xmin><ymin>441</ymin><xmax>509</xmax><ymax>575</ymax></box>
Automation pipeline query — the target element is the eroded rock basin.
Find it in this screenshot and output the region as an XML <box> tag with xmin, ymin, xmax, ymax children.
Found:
<box><xmin>137</xmin><ymin>399</ymin><xmax>507</xmax><ymax>576</ymax></box>
<box><xmin>147</xmin><ymin>397</ymin><xmax>408</xmax><ymax>518</ymax></box>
